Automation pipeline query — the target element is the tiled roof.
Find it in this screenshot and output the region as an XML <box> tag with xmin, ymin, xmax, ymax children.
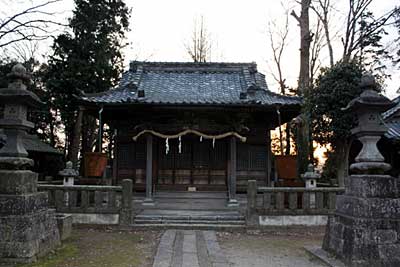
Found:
<box><xmin>0</xmin><ymin>130</ymin><xmax>61</xmax><ymax>154</ymax></box>
<box><xmin>80</xmin><ymin>62</ymin><xmax>301</xmax><ymax>107</ymax></box>
<box><xmin>382</xmin><ymin>96</ymin><xmax>400</xmax><ymax>141</ymax></box>
<box><xmin>384</xmin><ymin>121</ymin><xmax>400</xmax><ymax>140</ymax></box>
<box><xmin>382</xmin><ymin>96</ymin><xmax>400</xmax><ymax>120</ymax></box>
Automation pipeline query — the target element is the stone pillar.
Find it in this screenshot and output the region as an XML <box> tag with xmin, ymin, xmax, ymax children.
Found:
<box><xmin>246</xmin><ymin>180</ymin><xmax>258</xmax><ymax>225</ymax></box>
<box><xmin>0</xmin><ymin>64</ymin><xmax>60</xmax><ymax>264</ymax></box>
<box><xmin>227</xmin><ymin>137</ymin><xmax>238</xmax><ymax>207</ymax></box>
<box><xmin>322</xmin><ymin>74</ymin><xmax>400</xmax><ymax>267</ymax></box>
<box><xmin>119</xmin><ymin>179</ymin><xmax>133</xmax><ymax>225</ymax></box>
<box><xmin>143</xmin><ymin>134</ymin><xmax>154</xmax><ymax>206</ymax></box>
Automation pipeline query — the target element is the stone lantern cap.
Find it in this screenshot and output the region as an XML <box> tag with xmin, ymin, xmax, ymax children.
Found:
<box><xmin>343</xmin><ymin>74</ymin><xmax>394</xmax><ymax>113</ymax></box>
<box><xmin>58</xmin><ymin>161</ymin><xmax>78</xmax><ymax>178</ymax></box>
<box><xmin>0</xmin><ymin>63</ymin><xmax>43</xmax><ymax>107</ymax></box>
<box><xmin>301</xmin><ymin>164</ymin><xmax>321</xmax><ymax>180</ymax></box>
<box><xmin>343</xmin><ymin>74</ymin><xmax>394</xmax><ymax>137</ymax></box>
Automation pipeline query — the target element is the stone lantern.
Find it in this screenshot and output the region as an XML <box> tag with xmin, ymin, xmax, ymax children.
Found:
<box><xmin>345</xmin><ymin>74</ymin><xmax>393</xmax><ymax>174</ymax></box>
<box><xmin>0</xmin><ymin>64</ymin><xmax>60</xmax><ymax>264</ymax></box>
<box><xmin>60</xmin><ymin>161</ymin><xmax>78</xmax><ymax>186</ymax></box>
<box><xmin>301</xmin><ymin>164</ymin><xmax>320</xmax><ymax>188</ymax></box>
<box><xmin>321</xmin><ymin>74</ymin><xmax>400</xmax><ymax>267</ymax></box>
<box><xmin>301</xmin><ymin>164</ymin><xmax>320</xmax><ymax>208</ymax></box>
<box><xmin>0</xmin><ymin>64</ymin><xmax>42</xmax><ymax>168</ymax></box>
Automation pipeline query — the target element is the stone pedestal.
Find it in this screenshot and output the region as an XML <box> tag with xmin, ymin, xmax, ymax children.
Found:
<box><xmin>323</xmin><ymin>174</ymin><xmax>400</xmax><ymax>266</ymax></box>
<box><xmin>0</xmin><ymin>64</ymin><xmax>60</xmax><ymax>265</ymax></box>
<box><xmin>0</xmin><ymin>170</ymin><xmax>60</xmax><ymax>264</ymax></box>
<box><xmin>322</xmin><ymin>75</ymin><xmax>400</xmax><ymax>267</ymax></box>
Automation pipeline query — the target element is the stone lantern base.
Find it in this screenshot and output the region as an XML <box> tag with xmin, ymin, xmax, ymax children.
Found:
<box><xmin>0</xmin><ymin>170</ymin><xmax>60</xmax><ymax>264</ymax></box>
<box><xmin>323</xmin><ymin>174</ymin><xmax>400</xmax><ymax>267</ymax></box>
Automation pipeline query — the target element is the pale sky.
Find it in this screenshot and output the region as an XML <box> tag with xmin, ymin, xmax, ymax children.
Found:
<box><xmin>2</xmin><ymin>0</ymin><xmax>400</xmax><ymax>98</ymax></box>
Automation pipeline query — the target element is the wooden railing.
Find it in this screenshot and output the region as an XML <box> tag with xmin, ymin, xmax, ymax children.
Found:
<box><xmin>247</xmin><ymin>180</ymin><xmax>345</xmax><ymax>218</ymax></box>
<box><xmin>38</xmin><ymin>179</ymin><xmax>133</xmax><ymax>225</ymax></box>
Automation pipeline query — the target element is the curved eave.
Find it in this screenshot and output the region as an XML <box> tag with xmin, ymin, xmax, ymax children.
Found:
<box><xmin>77</xmin><ymin>98</ymin><xmax>302</xmax><ymax>111</ymax></box>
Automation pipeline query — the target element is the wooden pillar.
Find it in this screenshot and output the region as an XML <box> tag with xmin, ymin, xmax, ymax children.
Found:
<box><xmin>266</xmin><ymin>130</ymin><xmax>272</xmax><ymax>186</ymax></box>
<box><xmin>143</xmin><ymin>134</ymin><xmax>154</xmax><ymax>205</ymax></box>
<box><xmin>228</xmin><ymin>136</ymin><xmax>238</xmax><ymax>207</ymax></box>
<box><xmin>112</xmin><ymin>129</ymin><xmax>118</xmax><ymax>185</ymax></box>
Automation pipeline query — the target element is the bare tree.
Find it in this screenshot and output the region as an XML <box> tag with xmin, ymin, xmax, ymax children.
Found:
<box><xmin>185</xmin><ymin>16</ymin><xmax>212</xmax><ymax>63</ymax></box>
<box><xmin>342</xmin><ymin>0</ymin><xmax>395</xmax><ymax>62</ymax></box>
<box><xmin>268</xmin><ymin>13</ymin><xmax>290</xmax><ymax>96</ymax></box>
<box><xmin>310</xmin><ymin>0</ymin><xmax>334</xmax><ymax>67</ymax></box>
<box><xmin>267</xmin><ymin>8</ymin><xmax>291</xmax><ymax>155</ymax></box>
<box><xmin>310</xmin><ymin>18</ymin><xmax>324</xmax><ymax>83</ymax></box>
<box><xmin>0</xmin><ymin>0</ymin><xmax>65</xmax><ymax>53</ymax></box>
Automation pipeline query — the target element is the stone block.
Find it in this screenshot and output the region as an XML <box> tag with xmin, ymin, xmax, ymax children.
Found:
<box><xmin>0</xmin><ymin>209</ymin><xmax>60</xmax><ymax>263</ymax></box>
<box><xmin>348</xmin><ymin>175</ymin><xmax>398</xmax><ymax>198</ymax></box>
<box><xmin>373</xmin><ymin>229</ymin><xmax>397</xmax><ymax>244</ymax></box>
<box><xmin>0</xmin><ymin>192</ymin><xmax>48</xmax><ymax>215</ymax></box>
<box><xmin>56</xmin><ymin>214</ymin><xmax>72</xmax><ymax>241</ymax></box>
<box><xmin>378</xmin><ymin>244</ymin><xmax>400</xmax><ymax>266</ymax></box>
<box><xmin>336</xmin><ymin>195</ymin><xmax>400</xmax><ymax>219</ymax></box>
<box><xmin>0</xmin><ymin>170</ymin><xmax>37</xmax><ymax>194</ymax></box>
<box><xmin>0</xmin><ymin>209</ymin><xmax>57</xmax><ymax>242</ymax></box>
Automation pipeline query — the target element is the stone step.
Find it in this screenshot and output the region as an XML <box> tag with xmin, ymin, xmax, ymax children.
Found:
<box><xmin>134</xmin><ymin>219</ymin><xmax>246</xmax><ymax>225</ymax></box>
<box><xmin>135</xmin><ymin>214</ymin><xmax>245</xmax><ymax>221</ymax></box>
<box><xmin>130</xmin><ymin>223</ymin><xmax>246</xmax><ymax>230</ymax></box>
<box><xmin>154</xmin><ymin>192</ymin><xmax>228</xmax><ymax>199</ymax></box>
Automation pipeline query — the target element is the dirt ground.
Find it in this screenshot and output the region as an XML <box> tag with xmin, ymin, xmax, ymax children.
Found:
<box><xmin>18</xmin><ymin>226</ymin><xmax>161</xmax><ymax>267</ymax></box>
<box><xmin>217</xmin><ymin>227</ymin><xmax>328</xmax><ymax>267</ymax></box>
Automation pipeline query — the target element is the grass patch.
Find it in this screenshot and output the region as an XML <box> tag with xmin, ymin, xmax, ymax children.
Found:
<box><xmin>17</xmin><ymin>243</ymin><xmax>78</xmax><ymax>267</ymax></box>
<box><xmin>17</xmin><ymin>228</ymin><xmax>159</xmax><ymax>267</ymax></box>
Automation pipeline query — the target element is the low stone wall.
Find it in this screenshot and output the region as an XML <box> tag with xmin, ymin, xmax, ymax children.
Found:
<box><xmin>258</xmin><ymin>215</ymin><xmax>327</xmax><ymax>226</ymax></box>
<box><xmin>246</xmin><ymin>180</ymin><xmax>345</xmax><ymax>226</ymax></box>
<box><xmin>67</xmin><ymin>213</ymin><xmax>119</xmax><ymax>225</ymax></box>
<box><xmin>38</xmin><ymin>179</ymin><xmax>133</xmax><ymax>226</ymax></box>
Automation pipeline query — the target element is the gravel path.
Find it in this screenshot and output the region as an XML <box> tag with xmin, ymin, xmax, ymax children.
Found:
<box><xmin>217</xmin><ymin>230</ymin><xmax>327</xmax><ymax>267</ymax></box>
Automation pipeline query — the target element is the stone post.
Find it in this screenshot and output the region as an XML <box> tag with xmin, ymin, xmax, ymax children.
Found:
<box><xmin>322</xmin><ymin>74</ymin><xmax>400</xmax><ymax>266</ymax></box>
<box><xmin>246</xmin><ymin>180</ymin><xmax>258</xmax><ymax>225</ymax></box>
<box><xmin>119</xmin><ymin>179</ymin><xmax>133</xmax><ymax>225</ymax></box>
<box><xmin>59</xmin><ymin>161</ymin><xmax>78</xmax><ymax>206</ymax></box>
<box><xmin>60</xmin><ymin>161</ymin><xmax>78</xmax><ymax>186</ymax></box>
<box><xmin>301</xmin><ymin>164</ymin><xmax>320</xmax><ymax>208</ymax></box>
<box><xmin>0</xmin><ymin>64</ymin><xmax>60</xmax><ymax>264</ymax></box>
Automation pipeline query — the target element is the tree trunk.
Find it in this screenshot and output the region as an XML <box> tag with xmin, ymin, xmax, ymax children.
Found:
<box><xmin>69</xmin><ymin>107</ymin><xmax>84</xmax><ymax>169</ymax></box>
<box><xmin>298</xmin><ymin>0</ymin><xmax>312</xmax><ymax>94</ymax></box>
<box><xmin>81</xmin><ymin>115</ymin><xmax>97</xmax><ymax>153</ymax></box>
<box><xmin>335</xmin><ymin>139</ymin><xmax>350</xmax><ymax>187</ymax></box>
<box><xmin>291</xmin><ymin>0</ymin><xmax>312</xmax><ymax>176</ymax></box>
<box><xmin>80</xmin><ymin>114</ymin><xmax>97</xmax><ymax>175</ymax></box>
<box><xmin>294</xmin><ymin>114</ymin><xmax>310</xmax><ymax>176</ymax></box>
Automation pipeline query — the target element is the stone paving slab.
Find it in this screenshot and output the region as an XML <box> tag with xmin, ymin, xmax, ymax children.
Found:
<box><xmin>152</xmin><ymin>230</ymin><xmax>176</xmax><ymax>267</ymax></box>
<box><xmin>304</xmin><ymin>246</ymin><xmax>346</xmax><ymax>267</ymax></box>
<box><xmin>152</xmin><ymin>230</ymin><xmax>230</xmax><ymax>267</ymax></box>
